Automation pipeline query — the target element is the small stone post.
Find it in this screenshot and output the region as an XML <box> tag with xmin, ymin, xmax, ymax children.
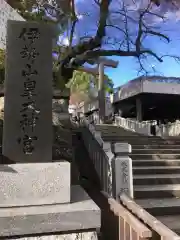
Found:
<box><xmin>112</xmin><ymin>142</ymin><xmax>133</xmax><ymax>200</ymax></box>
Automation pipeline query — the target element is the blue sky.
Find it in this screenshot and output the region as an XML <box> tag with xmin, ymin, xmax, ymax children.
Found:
<box><xmin>106</xmin><ymin>50</ymin><xmax>180</xmax><ymax>88</ymax></box>
<box><xmin>60</xmin><ymin>0</ymin><xmax>180</xmax><ymax>88</ymax></box>
<box><xmin>105</xmin><ymin>21</ymin><xmax>180</xmax><ymax>87</ymax></box>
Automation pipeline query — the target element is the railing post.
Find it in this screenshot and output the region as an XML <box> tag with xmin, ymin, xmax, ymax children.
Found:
<box><xmin>112</xmin><ymin>142</ymin><xmax>133</xmax><ymax>200</ymax></box>
<box><xmin>103</xmin><ymin>142</ymin><xmax>114</xmax><ymax>195</ymax></box>
<box><xmin>94</xmin><ymin>131</ymin><xmax>104</xmax><ymax>146</ymax></box>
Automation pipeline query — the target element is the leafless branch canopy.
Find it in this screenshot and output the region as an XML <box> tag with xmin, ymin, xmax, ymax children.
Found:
<box><xmin>56</xmin><ymin>0</ymin><xmax>178</xmax><ymax>81</ymax></box>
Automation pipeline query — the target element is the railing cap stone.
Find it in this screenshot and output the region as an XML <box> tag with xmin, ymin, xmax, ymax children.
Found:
<box><xmin>113</xmin><ymin>142</ymin><xmax>132</xmax><ymax>154</ymax></box>
<box><xmin>103</xmin><ymin>142</ymin><xmax>111</xmax><ymax>151</ymax></box>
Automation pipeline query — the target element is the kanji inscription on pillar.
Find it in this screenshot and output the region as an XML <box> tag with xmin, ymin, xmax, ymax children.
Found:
<box><xmin>3</xmin><ymin>20</ymin><xmax>52</xmax><ymax>162</ymax></box>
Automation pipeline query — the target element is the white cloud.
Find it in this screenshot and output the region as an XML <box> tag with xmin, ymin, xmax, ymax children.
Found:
<box><xmin>164</xmin><ymin>9</ymin><xmax>180</xmax><ymax>21</ymax></box>
<box><xmin>58</xmin><ymin>35</ymin><xmax>70</xmax><ymax>46</ymax></box>
<box><xmin>62</xmin><ymin>37</ymin><xmax>70</xmax><ymax>46</ymax></box>
<box><xmin>77</xmin><ymin>14</ymin><xmax>83</xmax><ymax>20</ymax></box>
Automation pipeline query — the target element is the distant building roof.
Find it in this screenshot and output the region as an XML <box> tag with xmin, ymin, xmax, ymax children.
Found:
<box><xmin>112</xmin><ymin>75</ymin><xmax>180</xmax><ymax>103</ymax></box>
<box><xmin>115</xmin><ymin>76</ymin><xmax>180</xmax><ymax>89</ymax></box>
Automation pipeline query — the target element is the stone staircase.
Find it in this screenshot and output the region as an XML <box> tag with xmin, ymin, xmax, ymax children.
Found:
<box><xmin>95</xmin><ymin>124</ymin><xmax>180</xmax><ymax>235</ymax></box>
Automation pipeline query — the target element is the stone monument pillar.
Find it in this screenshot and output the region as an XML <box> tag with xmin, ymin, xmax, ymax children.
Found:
<box><xmin>1</xmin><ymin>19</ymin><xmax>71</xmax><ymax>208</ymax></box>
<box><xmin>0</xmin><ymin>17</ymin><xmax>100</xmax><ymax>240</ymax></box>
<box><xmin>3</xmin><ymin>20</ymin><xmax>52</xmax><ymax>163</ymax></box>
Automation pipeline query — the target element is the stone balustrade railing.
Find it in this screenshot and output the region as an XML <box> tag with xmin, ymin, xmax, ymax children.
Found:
<box><xmin>103</xmin><ymin>192</ymin><xmax>180</xmax><ymax>240</ymax></box>
<box><xmin>118</xmin><ymin>193</ymin><xmax>180</xmax><ymax>240</ymax></box>
<box><xmin>79</xmin><ymin>117</ymin><xmax>133</xmax><ymax>199</ymax></box>
<box><xmin>77</xmin><ymin>98</ymin><xmax>113</xmax><ymax>124</ymax></box>
<box><xmin>156</xmin><ymin>120</ymin><xmax>180</xmax><ymax>137</ymax></box>
<box><xmin>80</xmin><ymin>118</ymin><xmax>113</xmax><ymax>195</ymax></box>
<box><xmin>78</xmin><ymin>117</ymin><xmax>180</xmax><ymax>239</ymax></box>
<box><xmin>114</xmin><ymin>116</ymin><xmax>152</xmax><ymax>136</ymax></box>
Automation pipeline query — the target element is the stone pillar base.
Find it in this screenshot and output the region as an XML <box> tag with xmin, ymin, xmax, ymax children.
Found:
<box><xmin>0</xmin><ymin>161</ymin><xmax>70</xmax><ymax>207</ymax></box>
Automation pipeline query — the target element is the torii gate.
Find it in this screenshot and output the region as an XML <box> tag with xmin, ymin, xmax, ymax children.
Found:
<box><xmin>77</xmin><ymin>57</ymin><xmax>119</xmax><ymax>123</ymax></box>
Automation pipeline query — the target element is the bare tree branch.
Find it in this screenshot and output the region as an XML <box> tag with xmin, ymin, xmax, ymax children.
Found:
<box><xmin>57</xmin><ymin>0</ymin><xmax>177</xmax><ymax>82</ymax></box>
<box><xmin>105</xmin><ymin>24</ymin><xmax>126</xmax><ymax>35</ymax></box>
<box><xmin>82</xmin><ymin>48</ymin><xmax>163</xmax><ymax>62</ymax></box>
<box><xmin>59</xmin><ymin>0</ymin><xmax>112</xmax><ymax>80</ymax></box>
<box><xmin>69</xmin><ymin>0</ymin><xmax>78</xmax><ymax>48</ymax></box>
<box><xmin>93</xmin><ymin>0</ymin><xmax>100</xmax><ymax>6</ymax></box>
<box><xmin>145</xmin><ymin>30</ymin><xmax>170</xmax><ymax>42</ymax></box>
<box><xmin>122</xmin><ymin>2</ymin><xmax>130</xmax><ymax>51</ymax></box>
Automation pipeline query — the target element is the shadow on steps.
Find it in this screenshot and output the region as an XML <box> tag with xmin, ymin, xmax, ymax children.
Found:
<box><xmin>72</xmin><ymin>132</ymin><xmax>119</xmax><ymax>240</ymax></box>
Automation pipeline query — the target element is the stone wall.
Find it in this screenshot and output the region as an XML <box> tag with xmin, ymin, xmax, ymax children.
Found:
<box><xmin>52</xmin><ymin>99</ymin><xmax>70</xmax><ymax>126</ymax></box>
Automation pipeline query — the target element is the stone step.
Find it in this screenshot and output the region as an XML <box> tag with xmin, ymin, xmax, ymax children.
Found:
<box><xmin>95</xmin><ymin>129</ymin><xmax>135</xmax><ymax>134</ymax></box>
<box><xmin>134</xmin><ymin>173</ymin><xmax>180</xmax><ymax>185</ymax></box>
<box><xmin>156</xmin><ymin>215</ymin><xmax>180</xmax><ymax>235</ymax></box>
<box><xmin>132</xmin><ymin>149</ymin><xmax>180</xmax><ymax>154</ymax></box>
<box><xmin>136</xmin><ymin>198</ymin><xmax>180</xmax><ymax>216</ymax></box>
<box><xmin>96</xmin><ymin>127</ymin><xmax>136</xmax><ymax>132</ymax></box>
<box><xmin>130</xmin><ymin>153</ymin><xmax>180</xmax><ymax>160</ymax></box>
<box><xmin>133</xmin><ymin>159</ymin><xmax>180</xmax><ymax>167</ymax></box>
<box><xmin>101</xmin><ymin>134</ymin><xmax>180</xmax><ymax>139</ymax></box>
<box><xmin>104</xmin><ymin>140</ymin><xmax>180</xmax><ymax>146</ymax></box>
<box><xmin>101</xmin><ymin>135</ymin><xmax>158</xmax><ymax>139</ymax></box>
<box><xmin>134</xmin><ymin>184</ymin><xmax>180</xmax><ymax>199</ymax></box>
<box><xmin>105</xmin><ymin>138</ymin><xmax>180</xmax><ymax>143</ymax></box>
<box><xmin>133</xmin><ymin>166</ymin><xmax>180</xmax><ymax>175</ymax></box>
<box><xmin>101</xmin><ymin>135</ymin><xmax>139</xmax><ymax>138</ymax></box>
<box><xmin>95</xmin><ymin>128</ymin><xmax>133</xmax><ymax>132</ymax></box>
<box><xmin>95</xmin><ymin>126</ymin><xmax>138</xmax><ymax>135</ymax></box>
<box><xmin>102</xmin><ymin>136</ymin><xmax>180</xmax><ymax>142</ymax></box>
<box><xmin>109</xmin><ymin>141</ymin><xmax>180</xmax><ymax>149</ymax></box>
<box><xmin>132</xmin><ymin>145</ymin><xmax>180</xmax><ymax>149</ymax></box>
